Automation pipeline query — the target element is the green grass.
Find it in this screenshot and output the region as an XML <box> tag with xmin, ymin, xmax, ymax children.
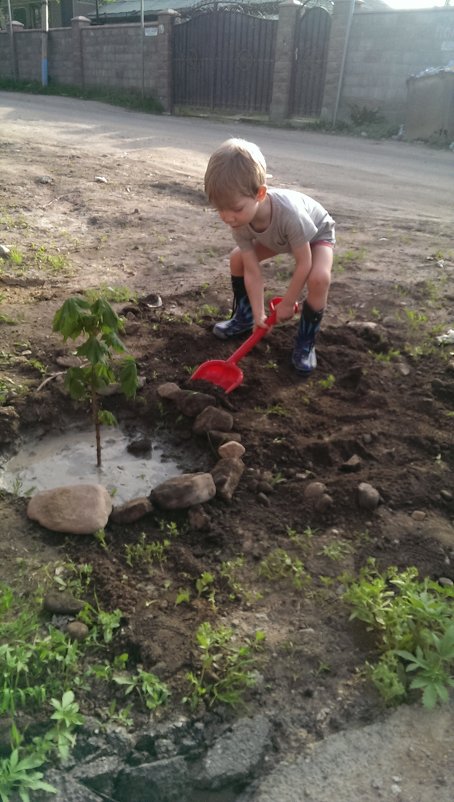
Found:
<box><xmin>0</xmin><ymin>78</ymin><xmax>163</xmax><ymax>114</ymax></box>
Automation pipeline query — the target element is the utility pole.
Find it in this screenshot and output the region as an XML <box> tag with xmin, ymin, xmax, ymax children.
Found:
<box><xmin>6</xmin><ymin>0</ymin><xmax>17</xmax><ymax>80</ymax></box>
<box><xmin>41</xmin><ymin>0</ymin><xmax>49</xmax><ymax>87</ymax></box>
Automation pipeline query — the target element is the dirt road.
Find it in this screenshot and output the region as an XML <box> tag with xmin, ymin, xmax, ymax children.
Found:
<box><xmin>2</xmin><ymin>92</ymin><xmax>453</xmax><ymax>225</ymax></box>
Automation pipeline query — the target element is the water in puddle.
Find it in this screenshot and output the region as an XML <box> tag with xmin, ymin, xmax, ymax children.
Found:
<box><xmin>0</xmin><ymin>425</ymin><xmax>186</xmax><ymax>504</ymax></box>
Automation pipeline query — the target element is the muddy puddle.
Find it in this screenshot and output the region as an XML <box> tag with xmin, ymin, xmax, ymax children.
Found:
<box><xmin>0</xmin><ymin>424</ymin><xmax>192</xmax><ymax>504</ymax></box>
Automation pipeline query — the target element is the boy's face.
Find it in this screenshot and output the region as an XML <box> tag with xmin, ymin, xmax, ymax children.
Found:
<box><xmin>216</xmin><ymin>187</ymin><xmax>266</xmax><ymax>229</ymax></box>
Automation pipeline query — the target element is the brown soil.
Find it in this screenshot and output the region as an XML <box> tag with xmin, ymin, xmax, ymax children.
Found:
<box><xmin>1</xmin><ymin>117</ymin><xmax>454</xmax><ymax>756</ymax></box>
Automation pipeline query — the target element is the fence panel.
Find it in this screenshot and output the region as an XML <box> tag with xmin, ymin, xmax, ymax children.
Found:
<box><xmin>173</xmin><ymin>9</ymin><xmax>277</xmax><ymax>113</ymax></box>
<box><xmin>291</xmin><ymin>6</ymin><xmax>331</xmax><ymax>118</ymax></box>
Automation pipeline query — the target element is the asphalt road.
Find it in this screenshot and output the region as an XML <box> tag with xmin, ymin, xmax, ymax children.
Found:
<box><xmin>1</xmin><ymin>92</ymin><xmax>453</xmax><ymax>223</ymax></box>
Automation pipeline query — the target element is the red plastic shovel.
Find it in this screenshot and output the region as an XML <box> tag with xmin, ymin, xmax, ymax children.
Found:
<box><xmin>191</xmin><ymin>297</ymin><xmax>298</xmax><ymax>394</ymax></box>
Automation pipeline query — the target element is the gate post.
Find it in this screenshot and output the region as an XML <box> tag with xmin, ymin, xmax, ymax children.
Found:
<box><xmin>156</xmin><ymin>10</ymin><xmax>178</xmax><ymax>113</ymax></box>
<box><xmin>270</xmin><ymin>0</ymin><xmax>301</xmax><ymax>123</ymax></box>
<box><xmin>71</xmin><ymin>16</ymin><xmax>90</xmax><ymax>90</ymax></box>
<box><xmin>320</xmin><ymin>0</ymin><xmax>356</xmax><ymax>124</ymax></box>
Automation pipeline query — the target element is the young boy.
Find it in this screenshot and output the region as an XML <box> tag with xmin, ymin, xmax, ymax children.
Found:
<box><xmin>204</xmin><ymin>138</ymin><xmax>335</xmax><ymax>373</ymax></box>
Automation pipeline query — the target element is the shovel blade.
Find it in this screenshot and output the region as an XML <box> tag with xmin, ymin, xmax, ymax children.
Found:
<box><xmin>191</xmin><ymin>359</ymin><xmax>243</xmax><ymax>394</ymax></box>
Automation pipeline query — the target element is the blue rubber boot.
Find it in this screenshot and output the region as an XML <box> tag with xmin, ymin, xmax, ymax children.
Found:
<box><xmin>213</xmin><ymin>276</ymin><xmax>253</xmax><ymax>340</ymax></box>
<box><xmin>292</xmin><ymin>301</ymin><xmax>324</xmax><ymax>374</ymax></box>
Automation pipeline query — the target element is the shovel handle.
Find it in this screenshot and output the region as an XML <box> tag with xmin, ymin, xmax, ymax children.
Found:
<box><xmin>225</xmin><ymin>297</ymin><xmax>298</xmax><ymax>367</ymax></box>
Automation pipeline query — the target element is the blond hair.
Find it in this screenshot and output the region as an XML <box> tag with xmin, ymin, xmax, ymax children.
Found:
<box><xmin>204</xmin><ymin>138</ymin><xmax>267</xmax><ymax>209</ymax></box>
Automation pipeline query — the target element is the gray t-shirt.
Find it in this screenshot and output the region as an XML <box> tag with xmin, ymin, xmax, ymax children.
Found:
<box><xmin>233</xmin><ymin>188</ymin><xmax>335</xmax><ymax>253</ymax></box>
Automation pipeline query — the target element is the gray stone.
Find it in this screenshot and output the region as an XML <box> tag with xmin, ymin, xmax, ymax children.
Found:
<box><xmin>115</xmin><ymin>756</ymin><xmax>189</xmax><ymax>802</ymax></box>
<box><xmin>0</xmin><ymin>405</ymin><xmax>20</xmax><ymax>443</ymax></box>
<box><xmin>340</xmin><ymin>454</ymin><xmax>362</xmax><ymax>472</ymax></box>
<box><xmin>43</xmin><ymin>591</ymin><xmax>85</xmax><ymax>615</ymax></box>
<box><xmin>211</xmin><ymin>457</ymin><xmax>245</xmax><ymax>501</ymax></box>
<box><xmin>208</xmin><ymin>430</ymin><xmax>242</xmax><ymax>447</ymax></box>
<box><xmin>150</xmin><ymin>473</ymin><xmax>216</xmax><ymax>509</ymax></box>
<box><xmin>218</xmin><ymin>441</ymin><xmax>246</xmax><ymax>459</ymax></box>
<box><xmin>194</xmin><ymin>715</ymin><xmax>271</xmax><ymax>790</ymax></box>
<box><xmin>27</xmin><ymin>484</ymin><xmax>112</xmax><ymax>534</ymax></box>
<box><xmin>157</xmin><ymin>382</ymin><xmax>182</xmax><ymax>400</ymax></box>
<box><xmin>304</xmin><ymin>481</ymin><xmax>327</xmax><ymax>501</ymax></box>
<box><xmin>39</xmin><ymin>770</ymin><xmax>104</xmax><ymax>801</ymax></box>
<box><xmin>173</xmin><ymin>390</ymin><xmax>217</xmax><ymax>417</ymax></box>
<box><xmin>187</xmin><ymin>505</ymin><xmax>212</xmax><ymax>531</ymax></box>
<box><xmin>71</xmin><ymin>755</ymin><xmax>122</xmax><ymax>797</ymax></box>
<box><xmin>193</xmin><ymin>405</ymin><xmax>234</xmax><ymax>434</ymax></box>
<box><xmin>358</xmin><ymin>482</ymin><xmax>380</xmax><ymax>510</ymax></box>
<box><xmin>66</xmin><ymin>621</ymin><xmax>89</xmax><ymax>641</ymax></box>
<box><xmin>110</xmin><ymin>497</ymin><xmax>153</xmax><ymax>523</ymax></box>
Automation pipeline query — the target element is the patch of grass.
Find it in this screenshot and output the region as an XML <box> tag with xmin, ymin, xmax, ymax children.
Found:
<box><xmin>0</xmin><ymin>77</ymin><xmax>163</xmax><ymax>114</ymax></box>
<box><xmin>85</xmin><ymin>285</ymin><xmax>138</xmax><ymax>304</ymax></box>
<box><xmin>333</xmin><ymin>248</ymin><xmax>366</xmax><ymax>272</ymax></box>
<box><xmin>254</xmin><ymin>403</ymin><xmax>290</xmax><ymax>417</ymax></box>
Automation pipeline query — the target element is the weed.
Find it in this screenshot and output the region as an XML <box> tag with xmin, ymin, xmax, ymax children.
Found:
<box><xmin>125</xmin><ymin>533</ymin><xmax>170</xmax><ymax>569</ymax></box>
<box><xmin>269</xmin><ymin>471</ymin><xmax>287</xmax><ymax>486</ymax></box>
<box><xmin>112</xmin><ymin>669</ymin><xmax>170</xmax><ymax>710</ymax></box>
<box><xmin>195</xmin><ymin>571</ymin><xmax>216</xmax><ymax>609</ymax></box>
<box><xmin>404</xmin><ymin>309</ymin><xmax>428</xmax><ymax>329</ymax></box>
<box><xmin>371</xmin><ymin>348</ymin><xmax>400</xmax><ymax>363</ymax></box>
<box><xmin>286</xmin><ymin>525</ymin><xmax>315</xmax><ymax>550</ymax></box>
<box><xmin>31</xmin><ymin>244</ymin><xmax>66</xmax><ymax>271</ymax></box>
<box><xmin>220</xmin><ymin>556</ymin><xmax>262</xmax><ymax>604</ymax></box>
<box><xmin>8</xmin><ymin>248</ymin><xmax>23</xmax><ymax>266</ymax></box>
<box><xmin>259</xmin><ymin>548</ymin><xmax>310</xmax><ymax>590</ymax></box>
<box><xmin>318</xmin><ymin>540</ymin><xmax>353</xmax><ymax>561</ymax></box>
<box><xmin>343</xmin><ymin>560</ymin><xmax>454</xmax><ymax>708</ymax></box>
<box><xmin>184</xmin><ymin>622</ymin><xmax>265</xmax><ymax>709</ymax></box>
<box><xmin>53</xmin><ymin>561</ymin><xmax>93</xmax><ymax>597</ymax></box>
<box><xmin>94</xmin><ymin>528</ymin><xmax>108</xmax><ymax>550</ymax></box>
<box><xmin>0</xmin><ymin>742</ymin><xmax>57</xmax><ymax>801</ymax></box>
<box><xmin>158</xmin><ymin>519</ymin><xmax>182</xmax><ymax>538</ymax></box>
<box><xmin>318</xmin><ymin>373</ymin><xmax>335</xmax><ymax>390</ymax></box>
<box><xmin>0</xmin><ymin>313</ymin><xmax>16</xmax><ymax>325</ymax></box>
<box><xmin>106</xmin><ymin>701</ymin><xmax>133</xmax><ymax>728</ymax></box>
<box><xmin>0</xmin><ymin>377</ymin><xmax>28</xmax><ymax>406</ymax></box>
<box><xmin>175</xmin><ymin>588</ymin><xmax>191</xmax><ymax>605</ymax></box>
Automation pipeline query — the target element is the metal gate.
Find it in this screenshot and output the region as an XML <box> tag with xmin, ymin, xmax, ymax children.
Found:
<box><xmin>291</xmin><ymin>6</ymin><xmax>331</xmax><ymax>118</ymax></box>
<box><xmin>173</xmin><ymin>9</ymin><xmax>277</xmax><ymax>113</ymax></box>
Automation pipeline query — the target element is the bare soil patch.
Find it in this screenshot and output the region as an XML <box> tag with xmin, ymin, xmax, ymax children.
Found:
<box><xmin>1</xmin><ymin>127</ymin><xmax>454</xmax><ymax>761</ymax></box>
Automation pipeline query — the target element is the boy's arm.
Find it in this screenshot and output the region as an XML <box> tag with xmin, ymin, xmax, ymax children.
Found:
<box><xmin>242</xmin><ymin>249</ymin><xmax>267</xmax><ymax>328</ymax></box>
<box><xmin>276</xmin><ymin>242</ymin><xmax>312</xmax><ymax>323</ymax></box>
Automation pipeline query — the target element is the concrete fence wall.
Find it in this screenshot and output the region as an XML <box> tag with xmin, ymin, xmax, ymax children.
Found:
<box><xmin>0</xmin><ymin>1</ymin><xmax>453</xmax><ymax>128</ymax></box>
<box><xmin>0</xmin><ymin>13</ymin><xmax>176</xmax><ymax>111</ymax></box>
<box><xmin>337</xmin><ymin>6</ymin><xmax>454</xmax><ymax>125</ymax></box>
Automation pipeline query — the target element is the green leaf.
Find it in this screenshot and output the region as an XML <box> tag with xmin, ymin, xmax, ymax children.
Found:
<box><xmin>52</xmin><ymin>297</ymin><xmax>91</xmax><ymax>339</ymax></box>
<box><xmin>103</xmin><ymin>330</ymin><xmax>126</xmax><ymax>353</ymax></box>
<box><xmin>421</xmin><ymin>683</ymin><xmax>437</xmax><ymax>709</ymax></box>
<box><xmin>77</xmin><ymin>336</ymin><xmax>109</xmax><ymax>365</ymax></box>
<box><xmin>119</xmin><ymin>356</ymin><xmax>139</xmax><ymax>398</ymax></box>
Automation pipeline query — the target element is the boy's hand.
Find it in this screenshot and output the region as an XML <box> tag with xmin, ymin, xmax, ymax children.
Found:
<box><xmin>253</xmin><ymin>314</ymin><xmax>269</xmax><ymax>332</ymax></box>
<box><xmin>276</xmin><ymin>299</ymin><xmax>298</xmax><ymax>323</ymax></box>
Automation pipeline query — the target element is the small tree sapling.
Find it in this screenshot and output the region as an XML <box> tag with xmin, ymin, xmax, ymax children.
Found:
<box><xmin>52</xmin><ymin>296</ymin><xmax>139</xmax><ymax>466</ymax></box>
